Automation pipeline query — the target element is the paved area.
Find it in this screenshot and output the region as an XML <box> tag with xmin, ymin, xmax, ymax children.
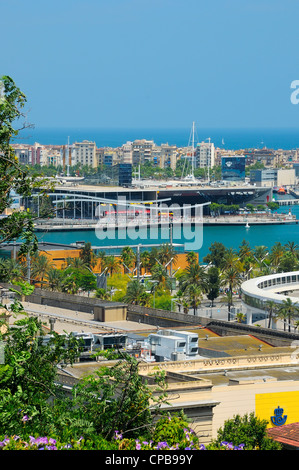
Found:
<box><xmin>8</xmin><ymin>301</ymin><xmax>156</xmax><ymax>335</ymax></box>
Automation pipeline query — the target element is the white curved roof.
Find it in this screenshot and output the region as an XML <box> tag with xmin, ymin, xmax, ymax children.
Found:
<box><xmin>241</xmin><ymin>271</ymin><xmax>299</xmax><ymax>306</ymax></box>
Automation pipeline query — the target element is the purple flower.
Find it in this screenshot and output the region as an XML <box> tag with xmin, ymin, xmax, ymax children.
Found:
<box><xmin>22</xmin><ymin>415</ymin><xmax>29</xmax><ymax>422</ymax></box>
<box><xmin>156</xmin><ymin>441</ymin><xmax>169</xmax><ymax>449</ymax></box>
<box><xmin>114</xmin><ymin>431</ymin><xmax>123</xmax><ymax>440</ymax></box>
<box><xmin>0</xmin><ymin>438</ymin><xmax>10</xmax><ymax>447</ymax></box>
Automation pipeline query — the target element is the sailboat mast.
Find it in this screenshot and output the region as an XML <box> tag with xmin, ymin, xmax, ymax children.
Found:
<box><xmin>192</xmin><ymin>121</ymin><xmax>194</xmax><ymax>178</ymax></box>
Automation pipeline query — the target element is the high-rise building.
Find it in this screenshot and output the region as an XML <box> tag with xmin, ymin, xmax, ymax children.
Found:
<box><xmin>195</xmin><ymin>141</ymin><xmax>215</xmax><ymax>169</ymax></box>
<box><xmin>132</xmin><ymin>139</ymin><xmax>155</xmax><ymax>166</ymax></box>
<box><xmin>70</xmin><ymin>140</ymin><xmax>97</xmax><ymax>168</ymax></box>
<box><xmin>112</xmin><ymin>163</ymin><xmax>132</xmax><ymax>187</ymax></box>
<box><xmin>221</xmin><ymin>155</ymin><xmax>246</xmax><ymax>181</ymax></box>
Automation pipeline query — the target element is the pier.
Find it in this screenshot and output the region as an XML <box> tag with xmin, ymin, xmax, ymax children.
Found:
<box><xmin>34</xmin><ymin>213</ymin><xmax>298</xmax><ymax>231</ymax></box>
<box><xmin>276</xmin><ymin>198</ymin><xmax>299</xmax><ymax>206</ymax></box>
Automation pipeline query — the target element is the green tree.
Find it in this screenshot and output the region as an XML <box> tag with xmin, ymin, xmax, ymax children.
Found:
<box><xmin>120</xmin><ymin>246</ymin><xmax>136</xmax><ymax>273</ymax></box>
<box><xmin>210</xmin><ymin>413</ymin><xmax>281</xmax><ymax>450</ymax></box>
<box><xmin>0</xmin><ymin>76</ymin><xmax>50</xmax><ymax>256</ymax></box>
<box><xmin>103</xmin><ymin>255</ymin><xmax>121</xmax><ymax>276</ymax></box>
<box><xmin>205</xmin><ymin>266</ymin><xmax>220</xmax><ymax>307</ymax></box>
<box><xmin>0</xmin><ymin>312</ymin><xmax>81</xmax><ymax>436</ymax></box>
<box><xmin>151</xmin><ymin>264</ymin><xmax>172</xmax><ymax>292</ymax></box>
<box><xmin>277</xmin><ymin>251</ymin><xmax>299</xmax><ymax>273</ymax></box>
<box><xmin>79</xmin><ymin>242</ymin><xmax>97</xmax><ymax>269</ymax></box>
<box><xmin>270</xmin><ymin>242</ymin><xmax>285</xmax><ymax>272</ymax></box>
<box><xmin>156</xmin><ymin>243</ymin><xmax>178</xmax><ymax>274</ymax></box>
<box><xmin>45</xmin><ymin>267</ymin><xmax>63</xmax><ymax>291</ymax></box>
<box><xmin>203</xmin><ymin>242</ymin><xmax>227</xmax><ymax>269</ymax></box>
<box><xmin>31</xmin><ymin>253</ymin><xmax>54</xmax><ymax>287</ymax></box>
<box><xmin>265</xmin><ymin>299</ymin><xmax>277</xmax><ymax>329</ymax></box>
<box><xmin>238</xmin><ymin>239</ymin><xmax>252</xmax><ymax>262</ymax></box>
<box><xmin>267</xmin><ymin>201</ymin><xmax>279</xmax><ymax>211</ymax></box>
<box><xmin>0</xmin><ymin>258</ymin><xmax>26</xmax><ymax>283</ymax></box>
<box><xmin>124</xmin><ymin>279</ymin><xmax>149</xmax><ymax>305</ymax></box>
<box><xmin>277</xmin><ymin>297</ymin><xmax>299</xmax><ymax>332</ymax></box>
<box><xmin>221</xmin><ymin>267</ymin><xmax>242</xmax><ymax>318</ymax></box>
<box><xmin>69</xmin><ymin>355</ymin><xmax>168</xmax><ymax>440</ymax></box>
<box><xmin>94</xmin><ymin>288</ymin><xmax>110</xmax><ymax>300</ymax></box>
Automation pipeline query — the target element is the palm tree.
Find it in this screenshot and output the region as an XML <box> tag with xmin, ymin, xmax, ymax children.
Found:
<box><xmin>186</xmin><ymin>284</ymin><xmax>203</xmax><ymax>315</ymax></box>
<box><xmin>103</xmin><ymin>255</ymin><xmax>121</xmax><ymax>276</ymax></box>
<box><xmin>64</xmin><ymin>257</ymin><xmax>88</xmax><ymax>270</ymax></box>
<box><xmin>45</xmin><ymin>268</ymin><xmax>63</xmax><ymax>291</ymax></box>
<box><xmin>236</xmin><ymin>313</ymin><xmax>246</xmax><ymax>323</ymax></box>
<box><xmin>284</xmin><ymin>241</ymin><xmax>299</xmax><ymax>258</ymax></box>
<box><xmin>61</xmin><ymin>275</ymin><xmax>80</xmax><ymax>295</ymax></box>
<box><xmin>186</xmin><ymin>251</ymin><xmax>198</xmax><ymax>265</ymax></box>
<box><xmin>94</xmin><ymin>288</ymin><xmax>110</xmax><ymax>300</ymax></box>
<box><xmin>253</xmin><ymin>245</ymin><xmax>269</xmax><ymax>262</ymax></box>
<box><xmin>156</xmin><ymin>243</ymin><xmax>178</xmax><ymax>275</ymax></box>
<box><xmin>140</xmin><ymin>250</ymin><xmax>151</xmax><ymax>275</ymax></box>
<box><xmin>124</xmin><ymin>280</ymin><xmax>149</xmax><ymax>305</ymax></box>
<box><xmin>253</xmin><ymin>245</ymin><xmax>270</xmax><ymax>275</ymax></box>
<box><xmin>120</xmin><ymin>246</ymin><xmax>136</xmax><ymax>274</ymax></box>
<box><xmin>2</xmin><ymin>258</ymin><xmax>26</xmax><ymax>283</ymax></box>
<box><xmin>265</xmin><ymin>300</ymin><xmax>277</xmax><ymax>329</ymax></box>
<box><xmin>221</xmin><ymin>267</ymin><xmax>243</xmax><ymax>319</ymax></box>
<box><xmin>222</xmin><ymin>248</ymin><xmax>238</xmax><ymax>271</ymax></box>
<box><xmin>79</xmin><ymin>242</ymin><xmax>97</xmax><ymax>269</ymax></box>
<box><xmin>238</xmin><ymin>239</ymin><xmax>252</xmax><ymax>262</ymax></box>
<box><xmin>270</xmin><ymin>242</ymin><xmax>285</xmax><ymax>272</ymax></box>
<box><xmin>277</xmin><ymin>298</ymin><xmax>299</xmax><ymax>332</ymax></box>
<box><xmin>151</xmin><ymin>264</ymin><xmax>172</xmax><ymax>292</ymax></box>
<box><xmin>179</xmin><ymin>262</ymin><xmax>207</xmax><ymax>293</ymax></box>
<box><xmin>31</xmin><ymin>254</ymin><xmax>54</xmax><ymax>287</ymax></box>
<box><xmin>96</xmin><ymin>250</ymin><xmax>107</xmax><ymax>273</ymax></box>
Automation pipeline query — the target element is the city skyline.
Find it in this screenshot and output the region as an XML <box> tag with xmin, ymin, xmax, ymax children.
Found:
<box><xmin>1</xmin><ymin>0</ymin><xmax>299</xmax><ymax>130</ymax></box>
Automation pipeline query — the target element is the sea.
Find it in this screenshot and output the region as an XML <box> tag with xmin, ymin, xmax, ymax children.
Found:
<box><xmin>13</xmin><ymin>126</ymin><xmax>299</xmax><ymax>150</ymax></box>
<box><xmin>13</xmin><ymin>126</ymin><xmax>299</xmax><ymax>259</ymax></box>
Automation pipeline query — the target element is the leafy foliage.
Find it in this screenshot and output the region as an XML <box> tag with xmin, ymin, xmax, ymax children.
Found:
<box><xmin>0</xmin><ymin>75</ymin><xmax>51</xmax><ymax>255</ymax></box>
<box><xmin>211</xmin><ymin>413</ymin><xmax>282</xmax><ymax>450</ymax></box>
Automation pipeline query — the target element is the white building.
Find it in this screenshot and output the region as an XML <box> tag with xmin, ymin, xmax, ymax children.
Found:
<box><xmin>70</xmin><ymin>140</ymin><xmax>97</xmax><ymax>168</ymax></box>
<box><xmin>195</xmin><ymin>141</ymin><xmax>215</xmax><ymax>169</ymax></box>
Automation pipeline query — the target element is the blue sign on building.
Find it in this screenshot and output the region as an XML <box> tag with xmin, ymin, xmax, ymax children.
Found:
<box><xmin>271</xmin><ymin>406</ymin><xmax>287</xmax><ymax>426</ymax></box>
<box><xmin>221</xmin><ymin>156</ymin><xmax>246</xmax><ymax>181</ymax></box>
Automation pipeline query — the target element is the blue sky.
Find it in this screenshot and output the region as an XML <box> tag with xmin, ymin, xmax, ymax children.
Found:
<box><xmin>1</xmin><ymin>0</ymin><xmax>299</xmax><ymax>129</ymax></box>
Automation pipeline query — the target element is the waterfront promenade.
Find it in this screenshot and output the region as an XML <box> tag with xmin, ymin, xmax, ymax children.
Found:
<box><xmin>34</xmin><ymin>212</ymin><xmax>298</xmax><ymax>231</ymax></box>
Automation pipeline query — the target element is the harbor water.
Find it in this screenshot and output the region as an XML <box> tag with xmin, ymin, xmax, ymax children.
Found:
<box><xmin>35</xmin><ymin>205</ymin><xmax>299</xmax><ymax>261</ymax></box>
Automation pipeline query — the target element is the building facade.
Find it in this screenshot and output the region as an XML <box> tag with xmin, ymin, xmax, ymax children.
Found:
<box><xmin>195</xmin><ymin>141</ymin><xmax>215</xmax><ymax>169</ymax></box>
<box><xmin>221</xmin><ymin>155</ymin><xmax>246</xmax><ymax>181</ymax></box>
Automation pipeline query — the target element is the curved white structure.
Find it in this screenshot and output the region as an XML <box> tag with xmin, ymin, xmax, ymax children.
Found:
<box><xmin>241</xmin><ymin>271</ymin><xmax>299</xmax><ymax>325</ymax></box>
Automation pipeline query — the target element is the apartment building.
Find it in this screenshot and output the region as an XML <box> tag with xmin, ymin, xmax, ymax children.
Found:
<box><xmin>119</xmin><ymin>141</ymin><xmax>133</xmax><ymax>164</ymax></box>
<box><xmin>132</xmin><ymin>139</ymin><xmax>155</xmax><ymax>166</ymax></box>
<box><xmin>70</xmin><ymin>140</ymin><xmax>97</xmax><ymax>168</ymax></box>
<box><xmin>159</xmin><ymin>143</ymin><xmax>178</xmax><ymax>170</ymax></box>
<box><xmin>13</xmin><ymin>143</ymin><xmax>50</xmax><ymax>166</ymax></box>
<box><xmin>195</xmin><ymin>141</ymin><xmax>215</xmax><ymax>169</ymax></box>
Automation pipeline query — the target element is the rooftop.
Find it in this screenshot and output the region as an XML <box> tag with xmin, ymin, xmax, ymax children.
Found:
<box><xmin>267</xmin><ymin>422</ymin><xmax>299</xmax><ymax>448</ymax></box>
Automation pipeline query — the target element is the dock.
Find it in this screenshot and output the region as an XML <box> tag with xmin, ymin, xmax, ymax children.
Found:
<box><xmin>34</xmin><ymin>214</ymin><xmax>299</xmax><ymax>231</ymax></box>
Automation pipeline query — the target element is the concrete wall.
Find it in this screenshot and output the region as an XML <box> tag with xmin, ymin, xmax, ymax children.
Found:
<box><xmin>1</xmin><ymin>283</ymin><xmax>127</xmax><ymax>322</ymax></box>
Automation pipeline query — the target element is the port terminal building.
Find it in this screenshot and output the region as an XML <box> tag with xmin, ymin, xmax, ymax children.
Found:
<box><xmin>27</xmin><ymin>183</ymin><xmax>273</xmax><ymax>220</ymax></box>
